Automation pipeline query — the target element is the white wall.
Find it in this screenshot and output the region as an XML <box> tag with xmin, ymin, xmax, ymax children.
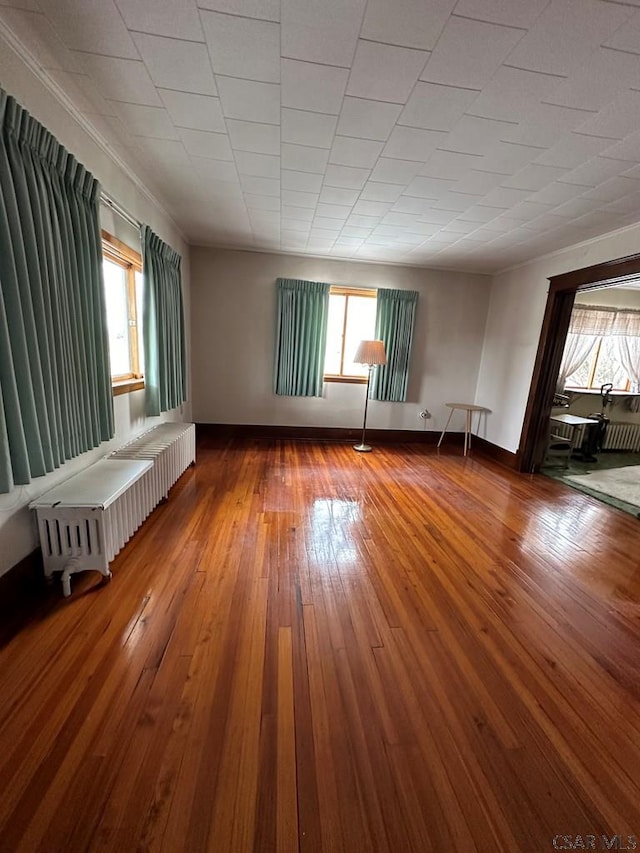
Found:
<box><xmin>191</xmin><ymin>247</ymin><xmax>491</xmax><ymax>435</ymax></box>
<box><xmin>477</xmin><ymin>223</ymin><xmax>640</xmax><ymax>454</ymax></box>
<box><xmin>0</xmin><ymin>36</ymin><xmax>191</xmax><ymax>576</ymax></box>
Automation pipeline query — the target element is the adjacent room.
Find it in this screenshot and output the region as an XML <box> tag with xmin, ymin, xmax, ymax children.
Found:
<box><xmin>1</xmin><ymin>1</ymin><xmax>640</xmax><ymax>851</ymax></box>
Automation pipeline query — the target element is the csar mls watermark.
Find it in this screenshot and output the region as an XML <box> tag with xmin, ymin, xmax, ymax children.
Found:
<box><xmin>552</xmin><ymin>835</ymin><xmax>637</xmax><ymax>850</ymax></box>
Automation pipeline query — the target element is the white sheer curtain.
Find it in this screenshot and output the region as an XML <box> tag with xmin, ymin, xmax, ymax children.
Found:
<box><xmin>611</xmin><ymin>310</ymin><xmax>640</xmax><ymax>410</ymax></box>
<box><xmin>556</xmin><ymin>331</ymin><xmax>599</xmax><ymax>393</ymax></box>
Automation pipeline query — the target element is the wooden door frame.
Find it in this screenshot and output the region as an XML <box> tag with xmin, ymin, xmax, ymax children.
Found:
<box><xmin>517</xmin><ymin>251</ymin><xmax>640</xmax><ymax>473</ymax></box>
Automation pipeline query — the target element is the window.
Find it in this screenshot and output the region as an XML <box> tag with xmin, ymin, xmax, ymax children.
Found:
<box><xmin>566</xmin><ymin>337</ymin><xmax>630</xmax><ymax>391</ymax></box>
<box><xmin>101</xmin><ymin>230</ymin><xmax>144</xmax><ymax>395</ymax></box>
<box><xmin>324</xmin><ymin>286</ymin><xmax>377</xmax><ymax>382</ymax></box>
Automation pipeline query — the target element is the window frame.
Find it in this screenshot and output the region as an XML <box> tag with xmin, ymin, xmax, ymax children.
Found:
<box><xmin>324</xmin><ymin>285</ymin><xmax>377</xmax><ymax>384</ymax></box>
<box><xmin>101</xmin><ymin>230</ymin><xmax>144</xmax><ymax>396</ymax></box>
<box><xmin>565</xmin><ymin>335</ymin><xmax>631</xmax><ymax>392</ymax></box>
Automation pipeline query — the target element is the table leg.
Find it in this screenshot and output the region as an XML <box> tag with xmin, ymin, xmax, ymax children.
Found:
<box><xmin>464</xmin><ymin>409</ymin><xmax>471</xmax><ymax>456</ymax></box>
<box><xmin>438</xmin><ymin>409</ymin><xmax>455</xmax><ymax>448</ymax></box>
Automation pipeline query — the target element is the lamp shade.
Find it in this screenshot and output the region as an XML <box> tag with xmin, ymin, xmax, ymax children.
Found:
<box><xmin>354</xmin><ymin>339</ymin><xmax>387</xmax><ymax>366</ymax></box>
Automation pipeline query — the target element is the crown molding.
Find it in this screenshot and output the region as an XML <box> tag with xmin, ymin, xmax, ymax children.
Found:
<box><xmin>0</xmin><ymin>18</ymin><xmax>187</xmax><ymax>245</ymax></box>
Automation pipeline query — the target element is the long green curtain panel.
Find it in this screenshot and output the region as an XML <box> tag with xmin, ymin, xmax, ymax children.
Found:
<box><xmin>274</xmin><ymin>278</ymin><xmax>330</xmax><ymax>396</ymax></box>
<box><xmin>141</xmin><ymin>225</ymin><xmax>186</xmax><ymax>417</ymax></box>
<box><xmin>0</xmin><ymin>88</ymin><xmax>114</xmax><ymax>494</ymax></box>
<box><xmin>371</xmin><ymin>288</ymin><xmax>418</xmax><ymax>402</ymax></box>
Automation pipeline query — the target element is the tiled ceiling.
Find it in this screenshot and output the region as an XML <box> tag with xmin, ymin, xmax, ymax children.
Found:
<box><xmin>4</xmin><ymin>0</ymin><xmax>640</xmax><ymax>271</ymax></box>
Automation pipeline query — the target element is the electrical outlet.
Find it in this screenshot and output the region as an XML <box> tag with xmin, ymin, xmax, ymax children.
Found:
<box><xmin>419</xmin><ymin>409</ymin><xmax>431</xmax><ymax>420</ymax></box>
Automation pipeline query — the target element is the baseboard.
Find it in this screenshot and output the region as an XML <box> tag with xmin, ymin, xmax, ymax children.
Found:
<box><xmin>0</xmin><ymin>548</ymin><xmax>49</xmax><ymax>642</ymax></box>
<box><xmin>473</xmin><ymin>436</ymin><xmax>519</xmax><ymax>469</ymax></box>
<box><xmin>196</xmin><ymin>422</ymin><xmax>445</xmax><ymax>444</ymax></box>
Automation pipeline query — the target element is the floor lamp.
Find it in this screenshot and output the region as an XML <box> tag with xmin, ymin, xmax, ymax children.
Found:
<box><xmin>353</xmin><ymin>339</ymin><xmax>387</xmax><ymax>452</ymax></box>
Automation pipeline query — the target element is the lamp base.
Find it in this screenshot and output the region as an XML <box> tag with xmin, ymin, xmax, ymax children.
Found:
<box><xmin>353</xmin><ymin>443</ymin><xmax>372</xmax><ymax>452</ymax></box>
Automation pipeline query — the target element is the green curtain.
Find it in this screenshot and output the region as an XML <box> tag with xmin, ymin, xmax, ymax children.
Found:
<box><xmin>274</xmin><ymin>278</ymin><xmax>330</xmax><ymax>396</ymax></box>
<box><xmin>371</xmin><ymin>288</ymin><xmax>418</xmax><ymax>402</ymax></box>
<box><xmin>0</xmin><ymin>88</ymin><xmax>114</xmax><ymax>494</ymax></box>
<box><xmin>141</xmin><ymin>225</ymin><xmax>186</xmax><ymax>416</ymax></box>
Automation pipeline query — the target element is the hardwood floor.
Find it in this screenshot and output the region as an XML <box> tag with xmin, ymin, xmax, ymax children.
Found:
<box><xmin>1</xmin><ymin>438</ymin><xmax>640</xmax><ymax>852</ymax></box>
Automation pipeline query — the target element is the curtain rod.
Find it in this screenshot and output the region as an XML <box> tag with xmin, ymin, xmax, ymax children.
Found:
<box><xmin>99</xmin><ymin>192</ymin><xmax>140</xmax><ymax>231</ymax></box>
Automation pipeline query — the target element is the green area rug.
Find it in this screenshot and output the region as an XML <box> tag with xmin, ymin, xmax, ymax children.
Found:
<box><xmin>564</xmin><ymin>465</ymin><xmax>640</xmax><ymax>516</ymax></box>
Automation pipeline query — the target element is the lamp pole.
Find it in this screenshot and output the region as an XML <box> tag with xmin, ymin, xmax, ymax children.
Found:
<box><xmin>355</xmin><ymin>364</ymin><xmax>373</xmax><ymax>452</ymax></box>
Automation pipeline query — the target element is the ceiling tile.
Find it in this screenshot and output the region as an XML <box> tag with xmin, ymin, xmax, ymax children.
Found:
<box><xmin>506</xmin><ymin>0</ymin><xmax>633</xmax><ymax>76</ymax></box>
<box><xmin>481</xmin><ymin>186</ymin><xmax>532</xmax><ymax>207</ymax></box>
<box><xmin>324</xmin><ymin>164</ymin><xmax>370</xmax><ymax>189</ymax></box>
<box><xmin>235</xmin><ymin>151</ymin><xmax>280</xmax><ymax>178</ymax></box>
<box><xmin>78</xmin><ymin>54</ymin><xmax>162</xmax><ymax>106</ymax></box>
<box><xmin>281</xmin><ymin>143</ymin><xmax>330</xmax><ymax>173</ymax></box>
<box><xmin>352</xmin><ymin>200</ymin><xmax>393</xmax><ymax>217</ymax></box>
<box><xmin>281</xmin><ymin>189</ymin><xmax>319</xmax><ymax>207</ymax></box>
<box><xmin>315</xmin><ymin>215</ymin><xmax>349</xmax><ymax>230</ymax></box>
<box><xmin>580</xmin><ymin>176</ymin><xmax>640</xmax><ymax>203</ymax></box>
<box><xmin>217</xmin><ymin>77</ymin><xmax>280</xmax><ymax>124</ymax></box>
<box><xmin>347</xmin><ymin>41</ymin><xmax>429</xmax><ymax>104</ymax></box>
<box><xmin>190</xmin><ymin>155</ymin><xmax>239</xmax><ymax>182</ymax></box>
<box><xmin>281</xmin><ymin>109</ymin><xmax>337</xmax><ymax>148</ymax></box>
<box><xmin>196</xmin><ymin>0</ymin><xmax>279</xmax><ymax>22</ymax></box>
<box><xmin>115</xmin><ymin>0</ymin><xmax>204</xmax><ymax>41</ymax></box>
<box><xmin>535</xmin><ymin>132</ymin><xmax>618</xmax><ymax>169</ymax></box>
<box><xmin>282</xmin><ymin>205</ymin><xmax>313</xmax><ymax>220</ymax></box>
<box><xmin>336</xmin><ymin>98</ymin><xmax>402</xmax><ymax>142</ymax></box>
<box><xmin>159</xmin><ymin>90</ymin><xmax>225</xmax><ymax>132</ymax></box>
<box><xmin>443</xmin><ymin>115</ymin><xmax>512</xmax><ymax>156</ymax></box>
<box><xmin>502</xmin><ymin>103</ymin><xmax>596</xmax><ymax>148</ymax></box>
<box><xmin>227</xmin><ymin>119</ymin><xmax>280</xmax><ymax>155</ymax></box>
<box><xmin>315</xmin><ymin>203</ymin><xmax>351</xmax><ymax>220</ymax></box>
<box><xmin>559</xmin><ymin>156</ymin><xmax>632</xmax><ymax>187</ymax></box>
<box><xmin>480</xmin><ymin>141</ymin><xmax>548</xmax><ymax>175</ymax></box>
<box><xmin>45</xmin><ymin>69</ymin><xmax>109</xmax><ymax>114</ymax></box>
<box><xmin>544</xmin><ymin>48</ymin><xmax>640</xmax><ymax>112</ymax></box>
<box><xmin>398</xmin><ymin>82</ymin><xmax>479</xmax><ymax>132</ymax></box>
<box><xmin>281</xmin><ymin>171</ymin><xmax>323</xmax><ymax>192</ymax></box>
<box><xmin>281</xmin><ymin>60</ymin><xmax>348</xmax><ymax>114</ymax></box>
<box><xmin>319</xmin><ymin>186</ymin><xmax>360</xmax><ymax>205</ymax></box>
<box><xmin>281</xmin><ymin>0</ymin><xmax>365</xmax><ymax>67</ymax></box>
<box><xmin>240</xmin><ymin>175</ymin><xmax>280</xmax><ymax>196</ymax></box>
<box><xmin>201</xmin><ymin>11</ymin><xmax>279</xmax><ymax>83</ymax></box>
<box><xmin>0</xmin><ymin>8</ymin><xmax>82</xmax><ymax>72</ymax></box>
<box><xmin>404</xmin><ymin>176</ymin><xmax>456</xmax><ymax>198</ymax></box>
<box><xmin>383</xmin><ymin>126</ymin><xmax>446</xmax><ymax>161</ymax></box>
<box><xmin>37</xmin><ymin>0</ymin><xmax>138</xmax><ymax>58</ymax></box>
<box><xmin>369</xmin><ymin>158</ymin><xmax>422</xmax><ymax>184</ymax></box>
<box><xmin>528</xmin><ymin>181</ymin><xmax>587</xmax><ymax>205</ymax></box>
<box><xmin>178</xmin><ymin>128</ymin><xmax>233</xmax><ymax>159</ymax></box>
<box><xmin>453</xmin><ymin>0</ymin><xmax>550</xmax><ymax>28</ymax></box>
<box><xmin>420</xmin><ymin>17</ymin><xmax>524</xmax><ymax>89</ymax></box>
<box><xmin>0</xmin><ymin>0</ymin><xmax>41</xmax><ymax>9</ymax></box>
<box><xmin>130</xmin><ymin>32</ymin><xmax>217</xmax><ymax>95</ymax></box>
<box><xmin>329</xmin><ymin>136</ymin><xmax>384</xmax><ymax>169</ymax></box>
<box><xmin>114</xmin><ymin>102</ymin><xmax>179</xmax><ymax>139</ymax></box>
<box><xmin>469</xmin><ymin>66</ymin><xmax>564</xmax><ymax>124</ymax></box>
<box><xmin>245</xmin><ymin>194</ymin><xmax>281</xmax><ymax>210</ymax></box>
<box><xmin>501</xmin><ymin>163</ymin><xmax>568</xmax><ymax>190</ymax></box>
<box><xmin>576</xmin><ymin>90</ymin><xmax>640</xmax><ymax>140</ymax></box>
<box><xmin>460</xmin><ymin>170</ymin><xmax>508</xmax><ymax>194</ymax></box>
<box><xmin>604</xmin><ymin>7</ymin><xmax>640</xmax><ymax>53</ymax></box>
<box><xmin>360</xmin><ymin>0</ymin><xmax>455</xmax><ymax>51</ymax></box>
<box><xmin>359</xmin><ymin>182</ymin><xmax>405</xmax><ymax>202</ymax></box>
<box><xmin>598</xmin><ymin>132</ymin><xmax>640</xmax><ymax>163</ymax></box>
<box><xmin>418</xmin><ymin>150</ymin><xmax>482</xmax><ymax>180</ymax></box>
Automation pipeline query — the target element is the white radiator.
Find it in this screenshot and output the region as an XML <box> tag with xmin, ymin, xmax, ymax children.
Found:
<box><xmin>30</xmin><ymin>422</ymin><xmax>196</xmax><ymax>596</ymax></box>
<box><xmin>105</xmin><ymin>421</ymin><xmax>196</xmax><ymax>506</ymax></box>
<box><xmin>602</xmin><ymin>422</ymin><xmax>640</xmax><ymax>452</ymax></box>
<box><xmin>553</xmin><ymin>420</ymin><xmax>640</xmax><ymax>451</ymax></box>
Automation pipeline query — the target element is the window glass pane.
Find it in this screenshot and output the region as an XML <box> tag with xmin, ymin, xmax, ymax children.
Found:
<box><xmin>592</xmin><ymin>337</ymin><xmax>628</xmax><ymax>389</ymax></box>
<box><xmin>343</xmin><ymin>295</ymin><xmax>377</xmax><ymax>376</ymax></box>
<box><xmin>135</xmin><ymin>270</ymin><xmax>144</xmax><ymax>376</ymax></box>
<box><xmin>324</xmin><ymin>294</ymin><xmax>346</xmax><ymax>375</ymax></box>
<box><xmin>103</xmin><ymin>258</ymin><xmax>131</xmax><ymax>376</ymax></box>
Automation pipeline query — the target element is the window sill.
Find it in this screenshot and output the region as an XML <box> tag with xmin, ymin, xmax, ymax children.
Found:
<box><xmin>112</xmin><ymin>378</ymin><xmax>145</xmax><ymax>396</ymax></box>
<box><xmin>324</xmin><ymin>375</ymin><xmax>368</xmax><ymax>385</ymax></box>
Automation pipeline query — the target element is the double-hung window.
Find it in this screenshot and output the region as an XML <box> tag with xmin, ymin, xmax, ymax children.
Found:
<box><xmin>324</xmin><ymin>286</ymin><xmax>377</xmax><ymax>382</ymax></box>
<box><xmin>101</xmin><ymin>230</ymin><xmax>144</xmax><ymax>395</ymax></box>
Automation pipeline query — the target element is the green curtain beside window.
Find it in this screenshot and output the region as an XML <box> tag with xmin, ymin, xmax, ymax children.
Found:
<box><xmin>371</xmin><ymin>288</ymin><xmax>418</xmax><ymax>402</ymax></box>
<box><xmin>141</xmin><ymin>225</ymin><xmax>187</xmax><ymax>417</ymax></box>
<box><xmin>0</xmin><ymin>88</ymin><xmax>114</xmax><ymax>494</ymax></box>
<box><xmin>274</xmin><ymin>278</ymin><xmax>330</xmax><ymax>396</ymax></box>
